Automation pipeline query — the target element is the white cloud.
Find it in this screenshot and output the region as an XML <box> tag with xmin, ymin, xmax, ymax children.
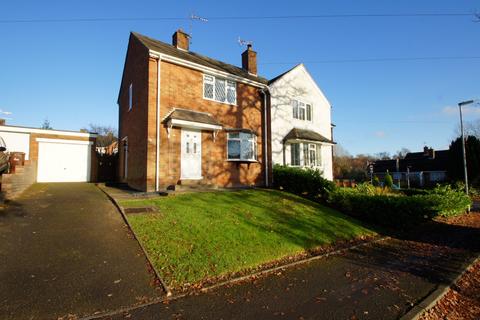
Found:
<box><xmin>442</xmin><ymin>105</ymin><xmax>480</xmax><ymax>116</ymax></box>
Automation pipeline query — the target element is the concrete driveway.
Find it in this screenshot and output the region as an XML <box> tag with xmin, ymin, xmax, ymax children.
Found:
<box><xmin>0</xmin><ymin>183</ymin><xmax>162</xmax><ymax>320</ymax></box>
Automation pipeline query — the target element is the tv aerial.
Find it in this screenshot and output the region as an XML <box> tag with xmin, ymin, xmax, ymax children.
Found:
<box><xmin>238</xmin><ymin>37</ymin><xmax>253</xmax><ymax>48</ymax></box>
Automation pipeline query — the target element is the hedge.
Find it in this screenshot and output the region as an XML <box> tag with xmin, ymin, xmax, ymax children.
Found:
<box><xmin>328</xmin><ymin>184</ymin><xmax>471</xmax><ymax>227</ymax></box>
<box><xmin>272</xmin><ymin>165</ymin><xmax>336</xmax><ymax>201</ymax></box>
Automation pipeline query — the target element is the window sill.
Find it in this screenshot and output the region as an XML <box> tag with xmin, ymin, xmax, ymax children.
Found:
<box><xmin>227</xmin><ymin>159</ymin><xmax>259</xmax><ymax>163</ymax></box>
<box><xmin>203</xmin><ymin>96</ymin><xmax>237</xmax><ymax>106</ymax></box>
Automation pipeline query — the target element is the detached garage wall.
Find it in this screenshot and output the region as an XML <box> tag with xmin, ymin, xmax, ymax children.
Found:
<box><xmin>0</xmin><ymin>125</ymin><xmax>97</xmax><ymax>183</ymax></box>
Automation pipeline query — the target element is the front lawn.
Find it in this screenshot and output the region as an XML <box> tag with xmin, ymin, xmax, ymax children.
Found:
<box><xmin>119</xmin><ymin>189</ymin><xmax>376</xmax><ymax>289</ymax></box>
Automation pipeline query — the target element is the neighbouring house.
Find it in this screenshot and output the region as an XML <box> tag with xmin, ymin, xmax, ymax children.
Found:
<box><xmin>269</xmin><ymin>64</ymin><xmax>335</xmax><ymax>180</ymax></box>
<box><xmin>117</xmin><ymin>30</ymin><xmax>271</xmax><ymax>192</ymax></box>
<box><xmin>0</xmin><ymin>120</ymin><xmax>97</xmax><ymax>198</ymax></box>
<box><xmin>371</xmin><ymin>146</ymin><xmax>448</xmax><ymax>187</ymax></box>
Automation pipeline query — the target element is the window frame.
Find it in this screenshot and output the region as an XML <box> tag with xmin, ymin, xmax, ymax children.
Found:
<box><xmin>128</xmin><ymin>83</ymin><xmax>133</xmax><ymax>111</ymax></box>
<box><xmin>203</xmin><ymin>74</ymin><xmax>237</xmax><ymax>105</ymax></box>
<box><xmin>289</xmin><ymin>142</ymin><xmax>322</xmax><ymax>167</ymax></box>
<box><xmin>226</xmin><ymin>131</ymin><xmax>257</xmax><ymax>162</ymax></box>
<box><xmin>292</xmin><ymin>99</ymin><xmax>312</xmax><ymax>122</ymax></box>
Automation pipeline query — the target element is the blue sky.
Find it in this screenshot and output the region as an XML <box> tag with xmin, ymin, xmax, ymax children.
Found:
<box><xmin>0</xmin><ymin>0</ymin><xmax>479</xmax><ymax>155</ymax></box>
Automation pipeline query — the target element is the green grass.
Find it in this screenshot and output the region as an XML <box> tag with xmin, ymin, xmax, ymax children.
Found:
<box><xmin>120</xmin><ymin>189</ymin><xmax>376</xmax><ymax>288</ymax></box>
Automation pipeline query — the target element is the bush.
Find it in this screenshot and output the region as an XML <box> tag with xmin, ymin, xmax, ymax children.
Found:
<box><xmin>272</xmin><ymin>165</ymin><xmax>336</xmax><ymax>200</ymax></box>
<box><xmin>328</xmin><ymin>184</ymin><xmax>471</xmax><ymax>227</ymax></box>
<box><xmin>384</xmin><ymin>172</ymin><xmax>393</xmax><ymax>188</ymax></box>
<box><xmin>373</xmin><ymin>176</ymin><xmax>380</xmax><ymax>187</ymax></box>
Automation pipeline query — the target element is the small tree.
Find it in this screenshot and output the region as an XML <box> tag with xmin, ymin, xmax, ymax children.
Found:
<box><xmin>373</xmin><ymin>176</ymin><xmax>380</xmax><ymax>186</ymax></box>
<box><xmin>448</xmin><ymin>135</ymin><xmax>480</xmax><ymax>187</ymax></box>
<box><xmin>41</xmin><ymin>118</ymin><xmax>52</xmax><ymax>130</ymax></box>
<box><xmin>384</xmin><ymin>172</ymin><xmax>393</xmax><ymax>188</ymax></box>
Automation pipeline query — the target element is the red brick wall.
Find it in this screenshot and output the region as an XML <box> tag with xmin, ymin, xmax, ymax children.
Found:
<box><xmin>117</xmin><ymin>35</ymin><xmax>151</xmax><ymax>191</ymax></box>
<box><xmin>157</xmin><ymin>60</ymin><xmax>267</xmax><ymax>188</ymax></box>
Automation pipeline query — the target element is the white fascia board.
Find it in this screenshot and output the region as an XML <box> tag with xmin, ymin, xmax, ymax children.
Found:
<box><xmin>169</xmin><ymin>119</ymin><xmax>222</xmax><ymax>131</ymax></box>
<box><xmin>0</xmin><ymin>125</ymin><xmax>97</xmax><ymax>138</ymax></box>
<box><xmin>36</xmin><ymin>138</ymin><xmax>94</xmax><ymax>145</ymax></box>
<box><xmin>149</xmin><ymin>50</ymin><xmax>268</xmax><ymax>89</ymax></box>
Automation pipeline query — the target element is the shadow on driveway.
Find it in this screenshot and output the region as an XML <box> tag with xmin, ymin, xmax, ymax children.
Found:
<box><xmin>0</xmin><ymin>183</ymin><xmax>162</xmax><ymax>320</ymax></box>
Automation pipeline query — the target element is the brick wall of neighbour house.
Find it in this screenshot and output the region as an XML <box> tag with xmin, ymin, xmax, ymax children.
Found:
<box><xmin>155</xmin><ymin>60</ymin><xmax>267</xmax><ymax>189</ymax></box>
<box><xmin>117</xmin><ymin>35</ymin><xmax>151</xmax><ymax>191</ymax></box>
<box><xmin>28</xmin><ymin>133</ymin><xmax>98</xmax><ymax>182</ymax></box>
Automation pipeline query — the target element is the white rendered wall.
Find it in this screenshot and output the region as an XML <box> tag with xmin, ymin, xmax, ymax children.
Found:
<box><xmin>0</xmin><ymin>131</ymin><xmax>30</xmax><ymax>160</ymax></box>
<box><xmin>270</xmin><ymin>64</ymin><xmax>333</xmax><ymax>180</ymax></box>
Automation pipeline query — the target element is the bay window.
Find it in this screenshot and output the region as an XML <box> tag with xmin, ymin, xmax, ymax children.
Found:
<box><xmin>203</xmin><ymin>74</ymin><xmax>237</xmax><ymax>104</ymax></box>
<box><xmin>290</xmin><ymin>143</ymin><xmax>322</xmax><ymax>167</ymax></box>
<box><xmin>227</xmin><ymin>131</ymin><xmax>257</xmax><ymax>161</ymax></box>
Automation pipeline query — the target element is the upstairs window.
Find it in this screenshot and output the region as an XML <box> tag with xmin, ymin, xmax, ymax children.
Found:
<box><xmin>292</xmin><ymin>99</ymin><xmax>312</xmax><ymax>121</ymax></box>
<box><xmin>128</xmin><ymin>83</ymin><xmax>133</xmax><ymax>111</ymax></box>
<box><xmin>227</xmin><ymin>131</ymin><xmax>257</xmax><ymax>161</ymax></box>
<box><xmin>203</xmin><ymin>74</ymin><xmax>236</xmax><ymax>105</ymax></box>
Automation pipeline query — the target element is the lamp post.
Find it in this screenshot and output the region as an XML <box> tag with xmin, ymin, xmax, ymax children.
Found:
<box><xmin>458</xmin><ymin>99</ymin><xmax>475</xmax><ymax>195</ymax></box>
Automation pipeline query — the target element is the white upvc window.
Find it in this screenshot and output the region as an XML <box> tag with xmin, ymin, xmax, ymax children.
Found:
<box><xmin>203</xmin><ymin>74</ymin><xmax>237</xmax><ymax>105</ymax></box>
<box><xmin>128</xmin><ymin>83</ymin><xmax>133</xmax><ymax>111</ymax></box>
<box><xmin>291</xmin><ymin>143</ymin><xmax>301</xmax><ymax>166</ymax></box>
<box><xmin>290</xmin><ymin>143</ymin><xmax>321</xmax><ymax>167</ymax></box>
<box><xmin>227</xmin><ymin>131</ymin><xmax>257</xmax><ymax>161</ymax></box>
<box><xmin>292</xmin><ymin>99</ymin><xmax>312</xmax><ymax>121</ymax></box>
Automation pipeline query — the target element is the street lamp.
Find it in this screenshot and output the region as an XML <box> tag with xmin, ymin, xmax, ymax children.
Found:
<box><xmin>458</xmin><ymin>99</ymin><xmax>477</xmax><ymax>195</ymax></box>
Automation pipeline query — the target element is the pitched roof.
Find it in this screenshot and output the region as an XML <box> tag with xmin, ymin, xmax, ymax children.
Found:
<box><xmin>268</xmin><ymin>64</ymin><xmax>301</xmax><ymax>85</ymax></box>
<box><xmin>162</xmin><ymin>108</ymin><xmax>221</xmax><ymax>126</ymax></box>
<box><xmin>283</xmin><ymin>128</ymin><xmax>335</xmax><ymax>144</ymax></box>
<box><xmin>372</xmin><ymin>149</ymin><xmax>449</xmax><ymax>173</ymax></box>
<box><xmin>132</xmin><ymin>32</ymin><xmax>268</xmax><ymax>85</ymax></box>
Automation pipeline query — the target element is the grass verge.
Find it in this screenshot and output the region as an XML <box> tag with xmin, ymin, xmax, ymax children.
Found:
<box><xmin>119</xmin><ymin>189</ymin><xmax>376</xmax><ymax>289</ymax></box>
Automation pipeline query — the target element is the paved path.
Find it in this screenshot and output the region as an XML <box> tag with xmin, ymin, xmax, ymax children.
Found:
<box><xmin>0</xmin><ymin>183</ymin><xmax>162</xmax><ymax>320</ymax></box>
<box><xmin>99</xmin><ymin>214</ymin><xmax>480</xmax><ymax>320</ymax></box>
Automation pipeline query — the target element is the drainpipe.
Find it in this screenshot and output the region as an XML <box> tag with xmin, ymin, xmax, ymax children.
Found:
<box><xmin>152</xmin><ymin>53</ymin><xmax>162</xmax><ymax>192</ymax></box>
<box><xmin>261</xmin><ymin>87</ymin><xmax>269</xmax><ymax>187</ymax></box>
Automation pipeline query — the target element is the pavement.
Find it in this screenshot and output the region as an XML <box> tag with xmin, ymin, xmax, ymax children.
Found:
<box><xmin>0</xmin><ymin>183</ymin><xmax>162</xmax><ymax>320</ymax></box>
<box><xmin>96</xmin><ymin>213</ymin><xmax>480</xmax><ymax>320</ymax></box>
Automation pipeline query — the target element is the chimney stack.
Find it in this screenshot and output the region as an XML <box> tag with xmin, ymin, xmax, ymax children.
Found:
<box><xmin>0</xmin><ymin>119</ymin><xmax>5</xmax><ymax>126</ymax></box>
<box><xmin>172</xmin><ymin>29</ymin><xmax>190</xmax><ymax>51</ymax></box>
<box><xmin>242</xmin><ymin>44</ymin><xmax>257</xmax><ymax>75</ymax></box>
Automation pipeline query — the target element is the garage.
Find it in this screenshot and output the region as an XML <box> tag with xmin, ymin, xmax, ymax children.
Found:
<box><xmin>37</xmin><ymin>138</ymin><xmax>93</xmax><ymax>182</ymax></box>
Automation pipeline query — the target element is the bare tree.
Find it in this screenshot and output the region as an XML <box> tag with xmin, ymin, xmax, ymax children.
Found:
<box><xmin>395</xmin><ymin>147</ymin><xmax>411</xmax><ymax>159</ymax></box>
<box><xmin>41</xmin><ymin>118</ymin><xmax>52</xmax><ymax>130</ymax></box>
<box><xmin>455</xmin><ymin>119</ymin><xmax>480</xmax><ymax>139</ymax></box>
<box><xmin>82</xmin><ymin>124</ymin><xmax>117</xmax><ymax>147</ymax></box>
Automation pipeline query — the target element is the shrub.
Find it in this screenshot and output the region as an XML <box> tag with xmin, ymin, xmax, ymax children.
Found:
<box><xmin>373</xmin><ymin>176</ymin><xmax>380</xmax><ymax>187</ymax></box>
<box><xmin>272</xmin><ymin>165</ymin><xmax>336</xmax><ymax>200</ymax></box>
<box><xmin>328</xmin><ymin>184</ymin><xmax>471</xmax><ymax>227</ymax></box>
<box><xmin>384</xmin><ymin>172</ymin><xmax>393</xmax><ymax>188</ymax></box>
<box><xmin>423</xmin><ymin>184</ymin><xmax>472</xmax><ymax>217</ymax></box>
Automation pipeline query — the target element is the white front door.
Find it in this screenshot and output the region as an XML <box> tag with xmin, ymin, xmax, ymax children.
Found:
<box><xmin>181</xmin><ymin>129</ymin><xmax>202</xmax><ymax>179</ymax></box>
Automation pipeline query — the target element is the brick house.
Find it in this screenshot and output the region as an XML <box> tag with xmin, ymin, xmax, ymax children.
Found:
<box><xmin>117</xmin><ymin>30</ymin><xmax>271</xmax><ymax>192</ymax></box>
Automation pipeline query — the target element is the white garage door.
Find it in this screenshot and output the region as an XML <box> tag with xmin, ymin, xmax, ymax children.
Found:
<box><xmin>37</xmin><ymin>138</ymin><xmax>92</xmax><ymax>182</ymax></box>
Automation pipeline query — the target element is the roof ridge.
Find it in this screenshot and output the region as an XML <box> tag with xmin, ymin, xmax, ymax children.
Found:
<box><xmin>131</xmin><ymin>32</ymin><xmax>268</xmax><ymax>84</ymax></box>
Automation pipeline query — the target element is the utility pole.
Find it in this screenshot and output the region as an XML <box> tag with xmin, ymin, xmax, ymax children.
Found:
<box><xmin>406</xmin><ymin>166</ymin><xmax>410</xmax><ymax>189</ymax></box>
<box><xmin>458</xmin><ymin>100</ymin><xmax>475</xmax><ymax>195</ymax></box>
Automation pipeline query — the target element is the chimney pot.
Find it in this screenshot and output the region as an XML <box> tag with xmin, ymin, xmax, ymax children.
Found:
<box><xmin>242</xmin><ymin>45</ymin><xmax>257</xmax><ymax>75</ymax></box>
<box><xmin>172</xmin><ymin>29</ymin><xmax>190</xmax><ymax>51</ymax></box>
